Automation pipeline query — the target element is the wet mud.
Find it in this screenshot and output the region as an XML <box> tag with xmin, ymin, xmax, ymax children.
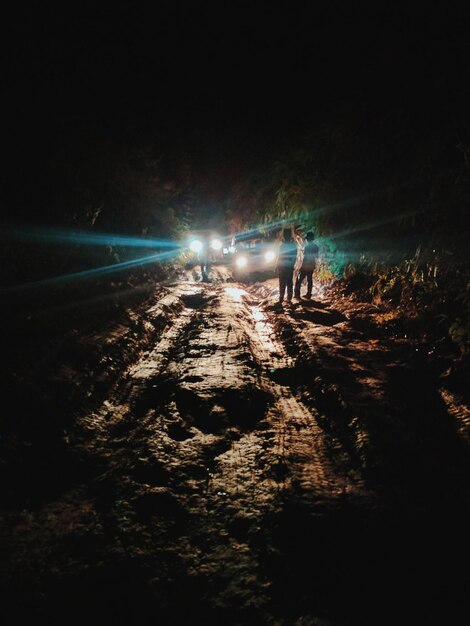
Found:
<box><xmin>1</xmin><ymin>268</ymin><xmax>469</xmax><ymax>625</ymax></box>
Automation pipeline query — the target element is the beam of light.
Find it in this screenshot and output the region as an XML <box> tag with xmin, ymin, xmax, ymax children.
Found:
<box><xmin>2</xmin><ymin>249</ymin><xmax>179</xmax><ymax>295</ymax></box>
<box><xmin>231</xmin><ymin>187</ymin><xmax>411</xmax><ymax>243</ymax></box>
<box><xmin>232</xmin><ymin>218</ymin><xmax>287</xmax><ymax>241</ymax></box>
<box><xmin>319</xmin><ymin>208</ymin><xmax>424</xmax><ymax>243</ymax></box>
<box><xmin>230</xmin><ymin>198</ymin><xmax>363</xmax><ymax>242</ymax></box>
<box><xmin>291</xmin><ymin>190</ymin><xmax>388</xmax><ymax>223</ymax></box>
<box><xmin>0</xmin><ymin>226</ymin><xmax>181</xmax><ymax>249</ymax></box>
<box><xmin>232</xmin><ymin>196</ymin><xmax>373</xmax><ymax>241</ymax></box>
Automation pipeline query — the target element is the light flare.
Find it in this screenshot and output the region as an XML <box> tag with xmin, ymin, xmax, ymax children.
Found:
<box><xmin>1</xmin><ymin>226</ymin><xmax>180</xmax><ymax>249</ymax></box>
<box><xmin>2</xmin><ymin>249</ymin><xmax>178</xmax><ymax>294</ymax></box>
<box><xmin>210</xmin><ymin>238</ymin><xmax>222</xmax><ymax>251</ymax></box>
<box><xmin>189</xmin><ymin>239</ymin><xmax>204</xmax><ymax>254</ymax></box>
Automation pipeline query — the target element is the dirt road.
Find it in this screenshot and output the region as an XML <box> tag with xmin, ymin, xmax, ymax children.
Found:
<box><xmin>1</xmin><ymin>267</ymin><xmax>469</xmax><ymax>625</ymax></box>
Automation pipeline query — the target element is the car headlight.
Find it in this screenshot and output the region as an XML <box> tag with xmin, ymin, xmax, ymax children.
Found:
<box><xmin>189</xmin><ymin>239</ymin><xmax>203</xmax><ymax>253</ymax></box>
<box><xmin>264</xmin><ymin>250</ymin><xmax>276</xmax><ymax>263</ymax></box>
<box><xmin>210</xmin><ymin>238</ymin><xmax>222</xmax><ymax>251</ymax></box>
<box><xmin>235</xmin><ymin>255</ymin><xmax>248</xmax><ymax>268</ymax></box>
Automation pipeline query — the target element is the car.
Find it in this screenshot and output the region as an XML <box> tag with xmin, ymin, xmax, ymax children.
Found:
<box><xmin>230</xmin><ymin>232</ymin><xmax>278</xmax><ymax>281</ymax></box>
<box><xmin>185</xmin><ymin>229</ymin><xmax>225</xmax><ymax>266</ymax></box>
<box><xmin>183</xmin><ymin>229</ymin><xmax>232</xmax><ymax>280</ymax></box>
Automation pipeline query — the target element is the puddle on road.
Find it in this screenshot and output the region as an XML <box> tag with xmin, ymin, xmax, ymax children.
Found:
<box><xmin>224</xmin><ymin>286</ymin><xmax>248</xmax><ymax>302</ymax></box>
<box><xmin>225</xmin><ymin>286</ymin><xmax>278</xmax><ymax>355</ymax></box>
<box><xmin>249</xmin><ymin>305</ymin><xmax>278</xmax><ymax>353</ymax></box>
<box><xmin>251</xmin><ymin>308</ymin><xmax>264</xmax><ymax>322</ymax></box>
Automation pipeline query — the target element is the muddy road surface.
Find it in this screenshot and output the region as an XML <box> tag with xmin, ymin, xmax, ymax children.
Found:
<box><xmin>1</xmin><ymin>267</ymin><xmax>470</xmax><ymax>625</ymax></box>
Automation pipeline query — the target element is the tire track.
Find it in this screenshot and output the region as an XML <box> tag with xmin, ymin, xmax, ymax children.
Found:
<box><xmin>77</xmin><ymin>283</ymin><xmax>205</xmax><ymax>438</ymax></box>
<box><xmin>226</xmin><ymin>286</ymin><xmax>364</xmax><ymax>497</ymax></box>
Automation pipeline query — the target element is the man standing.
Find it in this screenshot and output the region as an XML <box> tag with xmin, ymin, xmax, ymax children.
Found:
<box><xmin>294</xmin><ymin>231</ymin><xmax>319</xmax><ymax>299</ymax></box>
<box><xmin>277</xmin><ymin>228</ymin><xmax>298</xmax><ymax>305</ymax></box>
<box><xmin>199</xmin><ymin>244</ymin><xmax>211</xmax><ymax>282</ymax></box>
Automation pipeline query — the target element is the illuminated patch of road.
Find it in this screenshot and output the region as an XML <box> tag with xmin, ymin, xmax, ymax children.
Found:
<box><xmin>225</xmin><ymin>285</ymin><xmax>279</xmax><ymax>360</ymax></box>
<box><xmin>80</xmin><ymin>284</ymin><xmax>204</xmax><ymax>435</ymax></box>
<box><xmin>249</xmin><ymin>305</ymin><xmax>279</xmax><ymax>355</ymax></box>
<box><xmin>225</xmin><ymin>283</ymin><xmax>358</xmax><ymax>496</ymax></box>
<box><xmin>224</xmin><ymin>286</ymin><xmax>248</xmax><ymax>302</ymax></box>
<box><xmin>129</xmin><ymin>285</ymin><xmax>202</xmax><ymax>379</ymax></box>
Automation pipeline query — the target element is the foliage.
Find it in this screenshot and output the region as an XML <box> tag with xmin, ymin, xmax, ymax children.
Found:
<box><xmin>1</xmin><ymin>131</ymin><xmax>199</xmax><ymax>288</ymax></box>
<box><xmin>224</xmin><ymin>112</ymin><xmax>470</xmax><ymax>353</ymax></box>
<box><xmin>447</xmin><ymin>291</ymin><xmax>470</xmax><ymax>355</ymax></box>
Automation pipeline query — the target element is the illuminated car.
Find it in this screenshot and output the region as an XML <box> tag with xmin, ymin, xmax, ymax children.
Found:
<box><xmin>231</xmin><ymin>234</ymin><xmax>277</xmax><ymax>281</ymax></box>
<box><xmin>185</xmin><ymin>229</ymin><xmax>225</xmax><ymax>269</ymax></box>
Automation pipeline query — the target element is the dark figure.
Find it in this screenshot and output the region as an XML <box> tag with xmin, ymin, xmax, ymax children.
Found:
<box><xmin>294</xmin><ymin>231</ymin><xmax>319</xmax><ymax>299</ymax></box>
<box><xmin>199</xmin><ymin>245</ymin><xmax>211</xmax><ymax>281</ymax></box>
<box><xmin>277</xmin><ymin>229</ymin><xmax>298</xmax><ymax>304</ymax></box>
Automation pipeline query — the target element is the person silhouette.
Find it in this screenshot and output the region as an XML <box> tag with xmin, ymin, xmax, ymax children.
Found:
<box><xmin>294</xmin><ymin>231</ymin><xmax>319</xmax><ymax>299</ymax></box>
<box><xmin>276</xmin><ymin>228</ymin><xmax>298</xmax><ymax>304</ymax></box>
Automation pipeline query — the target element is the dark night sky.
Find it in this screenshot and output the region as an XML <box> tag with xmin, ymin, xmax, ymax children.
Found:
<box><xmin>2</xmin><ymin>2</ymin><xmax>470</xmax><ymax>209</ymax></box>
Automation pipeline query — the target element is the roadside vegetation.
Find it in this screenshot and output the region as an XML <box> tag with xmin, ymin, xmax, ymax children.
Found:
<box><xmin>1</xmin><ymin>110</ymin><xmax>469</xmax><ymax>394</ymax></box>
<box><xmin>225</xmin><ymin>111</ymin><xmax>470</xmax><ymax>372</ymax></box>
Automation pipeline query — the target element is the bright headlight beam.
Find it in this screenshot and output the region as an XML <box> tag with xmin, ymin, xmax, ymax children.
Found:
<box><xmin>1</xmin><ymin>227</ymin><xmax>181</xmax><ymax>249</ymax></box>
<box><xmin>189</xmin><ymin>239</ymin><xmax>203</xmax><ymax>254</ymax></box>
<box><xmin>235</xmin><ymin>256</ymin><xmax>248</xmax><ymax>268</ymax></box>
<box><xmin>3</xmin><ymin>249</ymin><xmax>179</xmax><ymax>295</ymax></box>
<box><xmin>264</xmin><ymin>250</ymin><xmax>276</xmax><ymax>263</ymax></box>
<box><xmin>210</xmin><ymin>238</ymin><xmax>222</xmax><ymax>251</ymax></box>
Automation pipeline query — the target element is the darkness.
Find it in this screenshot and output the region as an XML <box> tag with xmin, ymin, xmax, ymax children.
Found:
<box><xmin>1</xmin><ymin>4</ymin><xmax>470</xmax><ymax>276</ymax></box>
<box><xmin>3</xmin><ymin>3</ymin><xmax>470</xmax><ymax>214</ymax></box>
<box><xmin>1</xmin><ymin>7</ymin><xmax>470</xmax><ymax>625</ymax></box>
